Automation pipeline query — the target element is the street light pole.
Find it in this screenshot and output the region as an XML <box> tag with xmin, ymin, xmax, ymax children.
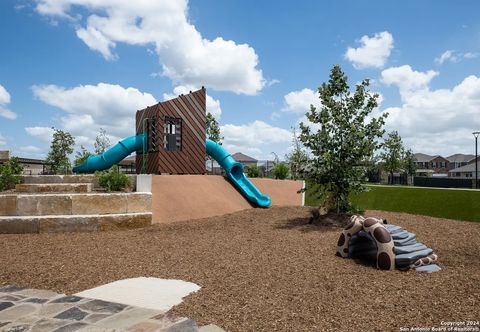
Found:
<box><xmin>473</xmin><ymin>131</ymin><xmax>480</xmax><ymax>189</ymax></box>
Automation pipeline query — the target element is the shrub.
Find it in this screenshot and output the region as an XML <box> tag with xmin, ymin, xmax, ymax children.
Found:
<box><xmin>245</xmin><ymin>164</ymin><xmax>262</xmax><ymax>178</ymax></box>
<box><xmin>273</xmin><ymin>163</ymin><xmax>289</xmax><ymax>180</ymax></box>
<box><xmin>0</xmin><ymin>157</ymin><xmax>24</xmax><ymax>191</ymax></box>
<box><xmin>95</xmin><ymin>165</ymin><xmax>131</xmax><ymax>192</ymax></box>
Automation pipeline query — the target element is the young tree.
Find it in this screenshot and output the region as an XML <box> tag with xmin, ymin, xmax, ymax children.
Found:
<box><xmin>206</xmin><ymin>112</ymin><xmax>223</xmax><ymax>173</ymax></box>
<box><xmin>46</xmin><ymin>128</ymin><xmax>75</xmax><ymax>174</ymax></box>
<box><xmin>0</xmin><ymin>157</ymin><xmax>24</xmax><ymax>191</ymax></box>
<box><xmin>94</xmin><ymin>128</ymin><xmax>111</xmax><ymax>154</ymax></box>
<box><xmin>381</xmin><ymin>131</ymin><xmax>405</xmax><ymax>184</ymax></box>
<box><xmin>74</xmin><ymin>145</ymin><xmax>91</xmax><ymax>166</ymax></box>
<box><xmin>285</xmin><ymin>127</ymin><xmax>309</xmax><ymax>180</ymax></box>
<box><xmin>403</xmin><ymin>149</ymin><xmax>416</xmax><ymax>176</ymax></box>
<box><xmin>299</xmin><ymin>65</ymin><xmax>387</xmax><ymax>213</ymax></box>
<box><xmin>403</xmin><ymin>148</ymin><xmax>417</xmax><ymax>182</ymax></box>
<box><xmin>206</xmin><ymin>112</ymin><xmax>223</xmax><ymax>143</ymax></box>
<box><xmin>273</xmin><ymin>162</ymin><xmax>289</xmax><ymax>180</ymax></box>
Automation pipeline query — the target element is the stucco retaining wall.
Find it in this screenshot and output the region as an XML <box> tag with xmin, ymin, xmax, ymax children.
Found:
<box><xmin>150</xmin><ymin>175</ymin><xmax>303</xmax><ymax>224</ymax></box>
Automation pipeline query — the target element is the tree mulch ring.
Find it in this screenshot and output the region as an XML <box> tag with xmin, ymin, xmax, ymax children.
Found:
<box><xmin>307</xmin><ymin>208</ymin><xmax>353</xmax><ymax>228</ymax></box>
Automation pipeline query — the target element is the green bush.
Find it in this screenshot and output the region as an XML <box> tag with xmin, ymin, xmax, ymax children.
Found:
<box><xmin>0</xmin><ymin>157</ymin><xmax>24</xmax><ymax>191</ymax></box>
<box><xmin>245</xmin><ymin>164</ymin><xmax>262</xmax><ymax>178</ymax></box>
<box><xmin>273</xmin><ymin>163</ymin><xmax>289</xmax><ymax>180</ymax></box>
<box><xmin>95</xmin><ymin>165</ymin><xmax>131</xmax><ymax>192</ymax></box>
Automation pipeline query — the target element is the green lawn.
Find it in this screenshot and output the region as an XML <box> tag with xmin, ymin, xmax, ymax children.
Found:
<box><xmin>306</xmin><ymin>184</ymin><xmax>480</xmax><ymax>222</ymax></box>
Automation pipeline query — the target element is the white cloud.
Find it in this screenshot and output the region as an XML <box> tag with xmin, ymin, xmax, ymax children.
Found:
<box><xmin>463</xmin><ymin>52</ymin><xmax>479</xmax><ymax>59</ymax></box>
<box><xmin>30</xmin><ymin>83</ymin><xmax>156</xmax><ymax>151</ymax></box>
<box><xmin>0</xmin><ymin>133</ymin><xmax>6</xmax><ymax>146</ymax></box>
<box><xmin>0</xmin><ymin>84</ymin><xmax>17</xmax><ymax>120</ymax></box>
<box><xmin>25</xmin><ymin>126</ymin><xmax>55</xmax><ymax>142</ymax></box>
<box><xmin>20</xmin><ymin>145</ymin><xmax>43</xmax><ymax>154</ymax></box>
<box><xmin>435</xmin><ymin>50</ymin><xmax>460</xmax><ymax>64</ymax></box>
<box><xmin>163</xmin><ymin>85</ymin><xmax>222</xmax><ymax>119</ymax></box>
<box><xmin>282</xmin><ymin>88</ymin><xmax>321</xmax><ymax>114</ymax></box>
<box><xmin>345</xmin><ymin>31</ymin><xmax>394</xmax><ymax>69</ymax></box>
<box><xmin>380</xmin><ymin>65</ymin><xmax>438</xmax><ymax>96</ymax></box>
<box><xmin>435</xmin><ymin>50</ymin><xmax>479</xmax><ymax>65</ymax></box>
<box><xmin>35</xmin><ymin>0</ymin><xmax>265</xmax><ymax>95</ymax></box>
<box><xmin>379</xmin><ymin>68</ymin><xmax>480</xmax><ymax>155</ymax></box>
<box><xmin>220</xmin><ymin>120</ymin><xmax>291</xmax><ymax>159</ymax></box>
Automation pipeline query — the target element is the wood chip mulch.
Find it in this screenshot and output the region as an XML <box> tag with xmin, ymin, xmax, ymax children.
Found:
<box><xmin>1</xmin><ymin>206</ymin><xmax>479</xmax><ymax>331</ymax></box>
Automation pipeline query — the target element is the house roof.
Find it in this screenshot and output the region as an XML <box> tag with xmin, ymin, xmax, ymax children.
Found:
<box><xmin>232</xmin><ymin>152</ymin><xmax>257</xmax><ymax>162</ymax></box>
<box><xmin>446</xmin><ymin>154</ymin><xmax>475</xmax><ymax>163</ymax></box>
<box><xmin>414</xmin><ymin>153</ymin><xmax>436</xmax><ymax>162</ymax></box>
<box><xmin>118</xmin><ymin>155</ymin><xmax>136</xmax><ymax>166</ymax></box>
<box><xmin>449</xmin><ymin>161</ymin><xmax>480</xmax><ymax>173</ymax></box>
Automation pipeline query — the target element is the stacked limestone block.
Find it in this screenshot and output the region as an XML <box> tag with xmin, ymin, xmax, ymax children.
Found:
<box><xmin>337</xmin><ymin>215</ymin><xmax>441</xmax><ymax>273</ymax></box>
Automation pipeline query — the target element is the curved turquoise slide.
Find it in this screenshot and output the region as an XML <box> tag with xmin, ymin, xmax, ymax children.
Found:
<box><xmin>206</xmin><ymin>139</ymin><xmax>271</xmax><ymax>208</ymax></box>
<box><xmin>72</xmin><ymin>134</ymin><xmax>147</xmax><ymax>173</ymax></box>
<box><xmin>73</xmin><ymin>134</ymin><xmax>271</xmax><ymax>207</ymax></box>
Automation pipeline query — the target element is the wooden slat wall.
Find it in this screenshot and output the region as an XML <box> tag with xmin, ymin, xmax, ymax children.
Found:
<box><xmin>135</xmin><ymin>88</ymin><xmax>206</xmax><ymax>174</ymax></box>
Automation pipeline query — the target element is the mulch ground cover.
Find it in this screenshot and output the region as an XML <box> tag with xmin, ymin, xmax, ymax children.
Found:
<box><xmin>1</xmin><ymin>206</ymin><xmax>479</xmax><ymax>331</ymax></box>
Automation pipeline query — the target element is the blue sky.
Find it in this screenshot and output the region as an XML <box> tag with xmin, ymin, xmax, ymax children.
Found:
<box><xmin>1</xmin><ymin>0</ymin><xmax>479</xmax><ymax>160</ymax></box>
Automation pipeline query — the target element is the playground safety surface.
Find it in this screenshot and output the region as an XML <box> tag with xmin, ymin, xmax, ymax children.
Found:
<box><xmin>1</xmin><ymin>206</ymin><xmax>479</xmax><ymax>332</ymax></box>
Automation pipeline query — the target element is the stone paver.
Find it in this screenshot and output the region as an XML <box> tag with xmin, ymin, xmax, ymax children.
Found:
<box><xmin>0</xmin><ymin>304</ymin><xmax>37</xmax><ymax>321</ymax></box>
<box><xmin>164</xmin><ymin>318</ymin><xmax>198</xmax><ymax>332</ymax></box>
<box><xmin>93</xmin><ymin>307</ymin><xmax>159</xmax><ymax>329</ymax></box>
<box><xmin>54</xmin><ymin>307</ymin><xmax>89</xmax><ymax>321</ymax></box>
<box><xmin>29</xmin><ymin>318</ymin><xmax>68</xmax><ymax>332</ymax></box>
<box><xmin>0</xmin><ymin>285</ymin><xmax>218</xmax><ymax>331</ymax></box>
<box><xmin>78</xmin><ymin>299</ymin><xmax>127</xmax><ymax>314</ymax></box>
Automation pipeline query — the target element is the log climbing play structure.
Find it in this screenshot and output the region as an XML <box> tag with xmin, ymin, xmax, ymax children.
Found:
<box><xmin>336</xmin><ymin>215</ymin><xmax>440</xmax><ymax>272</ymax></box>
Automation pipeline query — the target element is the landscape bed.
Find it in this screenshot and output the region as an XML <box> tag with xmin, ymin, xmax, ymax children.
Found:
<box><xmin>0</xmin><ymin>206</ymin><xmax>479</xmax><ymax>331</ymax></box>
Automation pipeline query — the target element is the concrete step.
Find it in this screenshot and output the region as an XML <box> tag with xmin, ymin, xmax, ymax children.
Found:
<box><xmin>20</xmin><ymin>175</ymin><xmax>137</xmax><ymax>191</ymax></box>
<box><xmin>21</xmin><ymin>175</ymin><xmax>98</xmax><ymax>185</ymax></box>
<box><xmin>16</xmin><ymin>183</ymin><xmax>93</xmax><ymax>193</ymax></box>
<box><xmin>0</xmin><ymin>212</ymin><xmax>152</xmax><ymax>234</ymax></box>
<box><xmin>0</xmin><ymin>193</ymin><xmax>152</xmax><ymax>217</ymax></box>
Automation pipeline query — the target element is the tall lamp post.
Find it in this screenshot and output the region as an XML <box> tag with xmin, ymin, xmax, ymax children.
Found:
<box><xmin>474</xmin><ymin>131</ymin><xmax>480</xmax><ymax>189</ymax></box>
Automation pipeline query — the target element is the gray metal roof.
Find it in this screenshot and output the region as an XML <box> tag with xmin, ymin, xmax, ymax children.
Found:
<box><xmin>448</xmin><ymin>161</ymin><xmax>480</xmax><ymax>173</ymax></box>
<box><xmin>446</xmin><ymin>154</ymin><xmax>475</xmax><ymax>163</ymax></box>
<box><xmin>232</xmin><ymin>152</ymin><xmax>257</xmax><ymax>162</ymax></box>
<box><xmin>414</xmin><ymin>153</ymin><xmax>436</xmax><ymax>162</ymax></box>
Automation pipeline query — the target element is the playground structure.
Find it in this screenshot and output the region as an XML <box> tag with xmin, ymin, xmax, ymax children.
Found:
<box><xmin>336</xmin><ymin>215</ymin><xmax>440</xmax><ymax>272</ymax></box>
<box><xmin>73</xmin><ymin>88</ymin><xmax>271</xmax><ymax>208</ymax></box>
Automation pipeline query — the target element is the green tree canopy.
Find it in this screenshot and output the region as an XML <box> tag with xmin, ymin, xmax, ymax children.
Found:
<box><xmin>381</xmin><ymin>131</ymin><xmax>405</xmax><ymax>183</ymax></box>
<box><xmin>403</xmin><ymin>149</ymin><xmax>417</xmax><ymax>176</ymax></box>
<box><xmin>299</xmin><ymin>65</ymin><xmax>387</xmax><ymax>213</ymax></box>
<box><xmin>273</xmin><ymin>162</ymin><xmax>289</xmax><ymax>180</ymax></box>
<box><xmin>380</xmin><ymin>131</ymin><xmax>417</xmax><ymax>183</ymax></box>
<box><xmin>94</xmin><ymin>128</ymin><xmax>111</xmax><ymax>154</ymax></box>
<box><xmin>206</xmin><ymin>112</ymin><xmax>222</xmax><ymax>143</ymax></box>
<box><xmin>0</xmin><ymin>157</ymin><xmax>24</xmax><ymax>191</ymax></box>
<box><xmin>46</xmin><ymin>128</ymin><xmax>75</xmax><ymax>174</ymax></box>
<box><xmin>285</xmin><ymin>127</ymin><xmax>309</xmax><ymax>180</ymax></box>
<box><xmin>74</xmin><ymin>145</ymin><xmax>92</xmax><ymax>166</ymax></box>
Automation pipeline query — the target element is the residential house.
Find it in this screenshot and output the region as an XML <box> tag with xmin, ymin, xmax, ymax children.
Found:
<box><xmin>448</xmin><ymin>161</ymin><xmax>480</xmax><ymax>178</ymax></box>
<box><xmin>118</xmin><ymin>155</ymin><xmax>136</xmax><ymax>174</ymax></box>
<box><xmin>446</xmin><ymin>154</ymin><xmax>475</xmax><ymax>170</ymax></box>
<box><xmin>413</xmin><ymin>153</ymin><xmax>450</xmax><ymax>175</ymax></box>
<box><xmin>231</xmin><ymin>152</ymin><xmax>258</xmax><ymax>168</ymax></box>
<box><xmin>0</xmin><ymin>150</ymin><xmax>47</xmax><ymax>175</ymax></box>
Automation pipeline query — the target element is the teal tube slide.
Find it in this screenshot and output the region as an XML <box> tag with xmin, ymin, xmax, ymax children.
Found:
<box><xmin>73</xmin><ymin>134</ymin><xmax>271</xmax><ymax>208</ymax></box>
<box><xmin>206</xmin><ymin>139</ymin><xmax>271</xmax><ymax>208</ymax></box>
<box><xmin>72</xmin><ymin>133</ymin><xmax>147</xmax><ymax>173</ymax></box>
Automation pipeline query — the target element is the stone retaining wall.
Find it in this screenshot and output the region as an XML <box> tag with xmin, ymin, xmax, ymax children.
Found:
<box><xmin>0</xmin><ymin>193</ymin><xmax>151</xmax><ymax>216</ymax></box>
